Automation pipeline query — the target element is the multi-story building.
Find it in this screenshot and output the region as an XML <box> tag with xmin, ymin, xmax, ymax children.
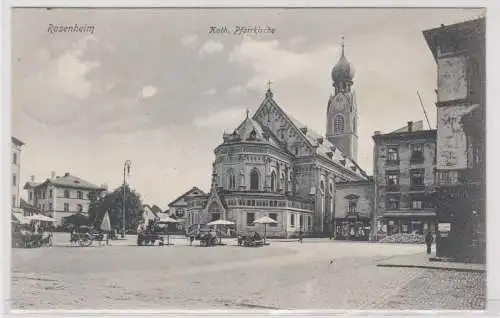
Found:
<box><xmin>11</xmin><ymin>137</ymin><xmax>24</xmax><ymax>210</ymax></box>
<box><xmin>372</xmin><ymin>121</ymin><xmax>437</xmax><ymax>239</ymax></box>
<box><xmin>23</xmin><ymin>172</ymin><xmax>107</xmax><ymax>225</ymax></box>
<box><xmin>423</xmin><ymin>17</ymin><xmax>485</xmax><ymax>262</ymax></box>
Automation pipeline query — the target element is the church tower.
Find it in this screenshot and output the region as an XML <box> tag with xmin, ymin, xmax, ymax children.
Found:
<box><xmin>326</xmin><ymin>37</ymin><xmax>358</xmax><ymax>162</ymax></box>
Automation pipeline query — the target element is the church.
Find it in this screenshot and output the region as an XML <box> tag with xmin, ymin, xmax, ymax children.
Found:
<box><xmin>172</xmin><ymin>41</ymin><xmax>374</xmax><ymax>239</ymax></box>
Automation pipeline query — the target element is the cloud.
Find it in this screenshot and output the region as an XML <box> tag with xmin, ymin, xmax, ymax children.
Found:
<box><xmin>181</xmin><ymin>34</ymin><xmax>199</xmax><ymax>46</ymax></box>
<box><xmin>198</xmin><ymin>40</ymin><xmax>224</xmax><ymax>56</ymax></box>
<box><xmin>141</xmin><ymin>86</ymin><xmax>157</xmax><ymax>98</ymax></box>
<box><xmin>204</xmin><ymin>88</ymin><xmax>217</xmax><ymax>96</ymax></box>
<box><xmin>193</xmin><ymin>107</ymin><xmax>246</xmax><ymax>129</ymax></box>
<box><xmin>289</xmin><ymin>36</ymin><xmax>306</xmax><ymax>47</ymax></box>
<box><xmin>50</xmin><ymin>36</ymin><xmax>100</xmax><ymax>99</ymax></box>
<box><xmin>228</xmin><ymin>38</ymin><xmax>338</xmax><ymax>90</ymax></box>
<box><xmin>228</xmin><ymin>85</ymin><xmax>246</xmax><ymax>96</ymax></box>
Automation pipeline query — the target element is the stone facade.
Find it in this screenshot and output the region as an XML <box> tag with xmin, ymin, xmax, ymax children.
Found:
<box><xmin>181</xmin><ymin>88</ymin><xmax>369</xmax><ymax>238</ymax></box>
<box><xmin>423</xmin><ymin>17</ymin><xmax>486</xmax><ymax>262</ymax></box>
<box><xmin>372</xmin><ymin>121</ymin><xmax>437</xmax><ymax>239</ymax></box>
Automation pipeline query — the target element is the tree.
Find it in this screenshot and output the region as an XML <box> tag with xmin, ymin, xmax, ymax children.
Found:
<box><xmin>88</xmin><ymin>185</ymin><xmax>143</xmax><ymax>232</ymax></box>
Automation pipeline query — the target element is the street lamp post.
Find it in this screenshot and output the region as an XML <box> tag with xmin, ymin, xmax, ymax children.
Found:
<box><xmin>122</xmin><ymin>160</ymin><xmax>132</xmax><ymax>238</ymax></box>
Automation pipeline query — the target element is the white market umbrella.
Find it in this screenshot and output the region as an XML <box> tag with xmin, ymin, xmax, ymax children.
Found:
<box><xmin>253</xmin><ymin>216</ymin><xmax>278</xmax><ymax>243</ymax></box>
<box><xmin>207</xmin><ymin>219</ymin><xmax>235</xmax><ymax>226</ymax></box>
<box><xmin>100</xmin><ymin>211</ymin><xmax>112</xmax><ymax>232</ymax></box>
<box><xmin>26</xmin><ymin>214</ymin><xmax>56</xmax><ymax>223</ymax></box>
<box><xmin>157</xmin><ymin>215</ymin><xmax>178</xmax><ymax>245</ymax></box>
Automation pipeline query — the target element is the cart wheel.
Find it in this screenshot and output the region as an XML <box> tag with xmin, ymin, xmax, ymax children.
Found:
<box><xmin>79</xmin><ymin>235</ymin><xmax>92</xmax><ymax>247</ymax></box>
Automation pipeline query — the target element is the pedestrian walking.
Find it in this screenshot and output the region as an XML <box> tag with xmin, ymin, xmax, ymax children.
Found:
<box><xmin>298</xmin><ymin>230</ymin><xmax>303</xmax><ymax>244</ymax></box>
<box><xmin>425</xmin><ymin>231</ymin><xmax>434</xmax><ymax>254</ymax></box>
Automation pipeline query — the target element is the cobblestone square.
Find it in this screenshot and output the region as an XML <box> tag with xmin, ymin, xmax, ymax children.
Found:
<box><xmin>10</xmin><ymin>238</ymin><xmax>486</xmax><ymax>311</ymax></box>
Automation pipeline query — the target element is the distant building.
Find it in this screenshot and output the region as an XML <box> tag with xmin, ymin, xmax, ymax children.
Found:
<box><xmin>372</xmin><ymin>121</ymin><xmax>437</xmax><ymax>239</ymax></box>
<box><xmin>23</xmin><ymin>172</ymin><xmax>107</xmax><ymax>225</ymax></box>
<box><xmin>334</xmin><ymin>178</ymin><xmax>374</xmax><ymax>240</ymax></box>
<box><xmin>423</xmin><ymin>17</ymin><xmax>485</xmax><ymax>262</ymax></box>
<box><xmin>11</xmin><ymin>137</ymin><xmax>24</xmax><ymax>210</ymax></box>
<box><xmin>168</xmin><ymin>187</ymin><xmax>206</xmax><ymax>225</ymax></box>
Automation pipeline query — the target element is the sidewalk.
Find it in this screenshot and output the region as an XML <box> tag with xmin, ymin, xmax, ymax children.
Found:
<box><xmin>377</xmin><ymin>251</ymin><xmax>486</xmax><ymax>273</ymax></box>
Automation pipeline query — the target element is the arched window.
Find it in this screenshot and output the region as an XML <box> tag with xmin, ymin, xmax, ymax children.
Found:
<box><xmin>334</xmin><ymin>114</ymin><xmax>345</xmax><ymax>134</ymax></box>
<box><xmin>227</xmin><ymin>169</ymin><xmax>236</xmax><ymax>190</ymax></box>
<box><xmin>270</xmin><ymin>171</ymin><xmax>276</xmax><ymax>192</ymax></box>
<box><xmin>250</xmin><ymin>169</ymin><xmax>259</xmax><ymax>190</ymax></box>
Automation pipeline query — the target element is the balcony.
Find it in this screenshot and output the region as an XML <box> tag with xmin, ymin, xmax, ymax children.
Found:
<box><xmin>386</xmin><ymin>184</ymin><xmax>400</xmax><ymax>192</ymax></box>
<box><xmin>436</xmin><ymin>169</ymin><xmax>483</xmax><ymax>186</ymax></box>
<box><xmin>410</xmin><ymin>153</ymin><xmax>425</xmax><ymax>164</ymax></box>
<box><xmin>385</xmin><ymin>159</ymin><xmax>400</xmax><ymax>166</ymax></box>
<box><xmin>409</xmin><ymin>184</ymin><xmax>426</xmax><ymax>191</ymax></box>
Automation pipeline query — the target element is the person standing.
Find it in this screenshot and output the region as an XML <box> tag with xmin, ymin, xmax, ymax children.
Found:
<box><xmin>425</xmin><ymin>231</ymin><xmax>434</xmax><ymax>254</ymax></box>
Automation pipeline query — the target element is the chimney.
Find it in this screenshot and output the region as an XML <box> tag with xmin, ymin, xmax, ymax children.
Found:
<box><xmin>408</xmin><ymin>121</ymin><xmax>413</xmax><ymax>132</ymax></box>
<box><xmin>51</xmin><ymin>171</ymin><xmax>56</xmax><ymax>179</ymax></box>
<box><xmin>30</xmin><ymin>175</ymin><xmax>35</xmax><ymax>182</ymax></box>
<box><xmin>64</xmin><ymin>172</ymin><xmax>70</xmax><ymax>177</ymax></box>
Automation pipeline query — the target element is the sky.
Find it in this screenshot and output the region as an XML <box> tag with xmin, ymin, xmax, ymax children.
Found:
<box><xmin>11</xmin><ymin>7</ymin><xmax>486</xmax><ymax>210</ymax></box>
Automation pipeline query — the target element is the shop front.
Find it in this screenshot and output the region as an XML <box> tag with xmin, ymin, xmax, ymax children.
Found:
<box><xmin>335</xmin><ymin>214</ymin><xmax>370</xmax><ymax>241</ymax></box>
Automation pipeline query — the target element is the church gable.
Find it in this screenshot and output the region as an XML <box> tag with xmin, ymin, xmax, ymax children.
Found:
<box><xmin>253</xmin><ymin>98</ymin><xmax>314</xmax><ymax>157</ymax></box>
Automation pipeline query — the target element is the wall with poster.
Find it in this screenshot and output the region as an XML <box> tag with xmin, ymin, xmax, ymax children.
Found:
<box><xmin>436</xmin><ymin>104</ymin><xmax>479</xmax><ymax>170</ymax></box>
<box><xmin>437</xmin><ymin>55</ymin><xmax>468</xmax><ymax>102</ymax></box>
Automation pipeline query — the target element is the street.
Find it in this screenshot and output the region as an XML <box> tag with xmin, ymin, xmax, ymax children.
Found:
<box><xmin>10</xmin><ymin>237</ymin><xmax>486</xmax><ymax>310</ymax></box>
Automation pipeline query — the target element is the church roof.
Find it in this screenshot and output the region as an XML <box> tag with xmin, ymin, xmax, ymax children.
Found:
<box><xmin>286</xmin><ymin>114</ymin><xmax>367</xmax><ymax>178</ymax></box>
<box><xmin>224</xmin><ymin>111</ymin><xmax>282</xmax><ymax>147</ymax></box>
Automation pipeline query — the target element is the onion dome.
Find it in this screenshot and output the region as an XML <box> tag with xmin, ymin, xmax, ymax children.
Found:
<box><xmin>331</xmin><ymin>37</ymin><xmax>355</xmax><ymax>83</ymax></box>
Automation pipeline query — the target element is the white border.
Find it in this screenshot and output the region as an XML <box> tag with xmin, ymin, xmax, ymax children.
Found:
<box><xmin>2</xmin><ymin>0</ymin><xmax>499</xmax><ymax>317</ymax></box>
